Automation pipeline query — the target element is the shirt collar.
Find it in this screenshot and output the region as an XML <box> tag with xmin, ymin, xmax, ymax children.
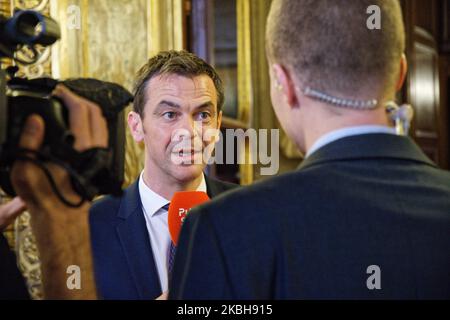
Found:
<box><xmin>306</xmin><ymin>125</ymin><xmax>397</xmax><ymax>158</ymax></box>
<box><xmin>138</xmin><ymin>171</ymin><xmax>207</xmax><ymax>217</ymax></box>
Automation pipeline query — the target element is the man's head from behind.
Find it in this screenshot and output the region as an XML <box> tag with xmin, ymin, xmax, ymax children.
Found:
<box><xmin>128</xmin><ymin>50</ymin><xmax>223</xmax><ymax>185</ymax></box>
<box><xmin>266</xmin><ymin>0</ymin><xmax>407</xmax><ymax>152</ymax></box>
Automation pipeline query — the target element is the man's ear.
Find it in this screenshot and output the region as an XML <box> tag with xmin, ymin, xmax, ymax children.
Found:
<box><xmin>217</xmin><ymin>110</ymin><xmax>222</xmax><ymax>129</ymax></box>
<box><xmin>396</xmin><ymin>53</ymin><xmax>408</xmax><ymax>91</ymax></box>
<box><xmin>127</xmin><ymin>111</ymin><xmax>145</xmax><ymax>142</ymax></box>
<box><xmin>208</xmin><ymin>110</ymin><xmax>222</xmax><ymax>144</ymax></box>
<box><xmin>272</xmin><ymin>64</ymin><xmax>299</xmax><ymax>108</ymax></box>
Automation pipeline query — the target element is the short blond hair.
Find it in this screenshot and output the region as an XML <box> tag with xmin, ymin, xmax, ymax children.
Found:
<box><xmin>266</xmin><ymin>0</ymin><xmax>405</xmax><ymax>99</ymax></box>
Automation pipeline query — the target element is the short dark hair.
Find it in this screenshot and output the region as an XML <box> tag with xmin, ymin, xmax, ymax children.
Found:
<box><xmin>266</xmin><ymin>0</ymin><xmax>405</xmax><ymax>99</ymax></box>
<box><xmin>133</xmin><ymin>50</ymin><xmax>224</xmax><ymax>117</ymax></box>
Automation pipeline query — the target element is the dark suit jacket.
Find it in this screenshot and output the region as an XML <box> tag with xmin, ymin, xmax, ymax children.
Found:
<box><xmin>170</xmin><ymin>134</ymin><xmax>450</xmax><ymax>299</ymax></box>
<box><xmin>0</xmin><ymin>233</ymin><xmax>30</xmax><ymax>300</ymax></box>
<box><xmin>90</xmin><ymin>175</ymin><xmax>236</xmax><ymax>300</ymax></box>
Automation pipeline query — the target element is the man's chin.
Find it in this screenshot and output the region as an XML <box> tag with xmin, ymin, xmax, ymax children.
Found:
<box><xmin>170</xmin><ymin>163</ymin><xmax>205</xmax><ymax>182</ymax></box>
<box><xmin>170</xmin><ymin>152</ymin><xmax>204</xmax><ymax>166</ymax></box>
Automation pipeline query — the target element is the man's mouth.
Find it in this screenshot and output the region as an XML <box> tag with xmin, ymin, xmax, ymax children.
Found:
<box><xmin>173</xmin><ymin>149</ymin><xmax>202</xmax><ymax>157</ymax></box>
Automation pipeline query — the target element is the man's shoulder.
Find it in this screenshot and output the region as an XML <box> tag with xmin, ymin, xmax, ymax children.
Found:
<box><xmin>424</xmin><ymin>164</ymin><xmax>450</xmax><ymax>185</ymax></box>
<box><xmin>90</xmin><ymin>180</ymin><xmax>139</xmax><ymax>222</ymax></box>
<box><xmin>199</xmin><ymin>156</ymin><xmax>450</xmax><ymax>221</ymax></box>
<box><xmin>205</xmin><ymin>175</ymin><xmax>240</xmax><ymax>198</ymax></box>
<box><xmin>200</xmin><ymin>170</ymin><xmax>309</xmax><ymax>219</ymax></box>
<box><xmin>184</xmin><ymin>172</ymin><xmax>309</xmax><ymax>252</ymax></box>
<box><xmin>211</xmin><ymin>177</ymin><xmax>239</xmax><ymax>190</ymax></box>
<box><xmin>89</xmin><ymin>195</ymin><xmax>122</xmax><ymax>227</ymax></box>
<box><xmin>90</xmin><ymin>194</ymin><xmax>121</xmax><ymax>215</ymax></box>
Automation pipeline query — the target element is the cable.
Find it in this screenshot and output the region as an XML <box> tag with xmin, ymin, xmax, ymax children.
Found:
<box><xmin>14</xmin><ymin>148</ymin><xmax>87</xmax><ymax>208</ymax></box>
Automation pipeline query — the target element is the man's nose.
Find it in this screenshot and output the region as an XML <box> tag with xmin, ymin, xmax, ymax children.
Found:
<box><xmin>173</xmin><ymin>116</ymin><xmax>201</xmax><ymax>141</ymax></box>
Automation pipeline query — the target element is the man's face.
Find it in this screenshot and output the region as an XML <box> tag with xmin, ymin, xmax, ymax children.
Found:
<box><xmin>129</xmin><ymin>74</ymin><xmax>222</xmax><ymax>184</ymax></box>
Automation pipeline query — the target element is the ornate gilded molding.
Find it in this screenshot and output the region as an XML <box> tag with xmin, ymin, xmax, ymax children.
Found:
<box><xmin>13</xmin><ymin>0</ymin><xmax>53</xmax><ymax>79</ymax></box>
<box><xmin>236</xmin><ymin>0</ymin><xmax>254</xmax><ymax>185</ymax></box>
<box><xmin>14</xmin><ymin>0</ymin><xmax>48</xmax><ymax>11</ymax></box>
<box><xmin>14</xmin><ymin>213</ymin><xmax>43</xmax><ymax>300</ymax></box>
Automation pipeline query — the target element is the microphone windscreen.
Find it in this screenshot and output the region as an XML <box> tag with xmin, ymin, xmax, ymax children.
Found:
<box><xmin>168</xmin><ymin>191</ymin><xmax>210</xmax><ymax>245</ymax></box>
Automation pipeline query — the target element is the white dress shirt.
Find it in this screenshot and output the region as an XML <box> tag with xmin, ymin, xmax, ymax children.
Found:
<box><xmin>305</xmin><ymin>125</ymin><xmax>397</xmax><ymax>158</ymax></box>
<box><xmin>138</xmin><ymin>171</ymin><xmax>207</xmax><ymax>292</ymax></box>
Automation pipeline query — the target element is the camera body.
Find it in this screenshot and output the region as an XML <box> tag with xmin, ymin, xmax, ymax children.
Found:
<box><xmin>1</xmin><ymin>72</ymin><xmax>70</xmax><ymax>148</ymax></box>
<box><xmin>0</xmin><ymin>10</ymin><xmax>129</xmax><ymax>201</ymax></box>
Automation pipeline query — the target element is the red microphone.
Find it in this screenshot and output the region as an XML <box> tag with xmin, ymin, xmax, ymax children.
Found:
<box><xmin>168</xmin><ymin>191</ymin><xmax>210</xmax><ymax>245</ymax></box>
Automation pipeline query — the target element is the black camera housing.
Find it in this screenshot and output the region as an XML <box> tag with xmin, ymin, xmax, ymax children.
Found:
<box><xmin>0</xmin><ymin>10</ymin><xmax>131</xmax><ymax>203</ymax></box>
<box><xmin>0</xmin><ymin>72</ymin><xmax>129</xmax><ymax>200</ymax></box>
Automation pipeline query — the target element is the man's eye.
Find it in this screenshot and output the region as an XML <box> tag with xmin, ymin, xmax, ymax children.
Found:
<box><xmin>196</xmin><ymin>112</ymin><xmax>211</xmax><ymax>121</ymax></box>
<box><xmin>162</xmin><ymin>112</ymin><xmax>177</xmax><ymax>120</ymax></box>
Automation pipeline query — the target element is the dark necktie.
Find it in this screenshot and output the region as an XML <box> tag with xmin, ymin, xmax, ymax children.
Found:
<box><xmin>161</xmin><ymin>203</ymin><xmax>176</xmax><ymax>278</ymax></box>
<box><xmin>168</xmin><ymin>241</ymin><xmax>176</xmax><ymax>277</ymax></box>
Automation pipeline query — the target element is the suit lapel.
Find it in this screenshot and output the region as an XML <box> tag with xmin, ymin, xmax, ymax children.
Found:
<box><xmin>205</xmin><ymin>176</ymin><xmax>220</xmax><ymax>198</ymax></box>
<box><xmin>115</xmin><ymin>180</ymin><xmax>162</xmax><ymax>299</ymax></box>
<box><xmin>112</xmin><ymin>176</ymin><xmax>234</xmax><ymax>299</ymax></box>
<box><xmin>299</xmin><ymin>133</ymin><xmax>436</xmax><ymax>170</ymax></box>
<box><xmin>205</xmin><ymin>176</ymin><xmax>232</xmax><ymax>198</ymax></box>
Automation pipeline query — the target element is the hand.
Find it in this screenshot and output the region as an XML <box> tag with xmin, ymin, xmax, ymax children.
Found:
<box><xmin>0</xmin><ymin>197</ymin><xmax>26</xmax><ymax>231</ymax></box>
<box><xmin>155</xmin><ymin>292</ymin><xmax>168</xmax><ymax>300</ymax></box>
<box><xmin>52</xmin><ymin>84</ymin><xmax>108</xmax><ymax>150</ymax></box>
<box><xmin>8</xmin><ymin>84</ymin><xmax>107</xmax><ymax>299</ymax></box>
<box><xmin>11</xmin><ymin>84</ymin><xmax>108</xmax><ymax>210</ymax></box>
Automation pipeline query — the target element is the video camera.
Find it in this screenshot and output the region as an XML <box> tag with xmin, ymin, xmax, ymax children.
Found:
<box><xmin>0</xmin><ymin>10</ymin><xmax>129</xmax><ymax>206</ymax></box>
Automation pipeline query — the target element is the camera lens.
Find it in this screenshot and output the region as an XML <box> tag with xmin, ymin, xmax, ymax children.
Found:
<box><xmin>5</xmin><ymin>10</ymin><xmax>60</xmax><ymax>45</ymax></box>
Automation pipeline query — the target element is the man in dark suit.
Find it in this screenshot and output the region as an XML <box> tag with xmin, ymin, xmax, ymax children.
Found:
<box><xmin>170</xmin><ymin>0</ymin><xmax>450</xmax><ymax>299</ymax></box>
<box><xmin>90</xmin><ymin>51</ymin><xmax>236</xmax><ymax>300</ymax></box>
